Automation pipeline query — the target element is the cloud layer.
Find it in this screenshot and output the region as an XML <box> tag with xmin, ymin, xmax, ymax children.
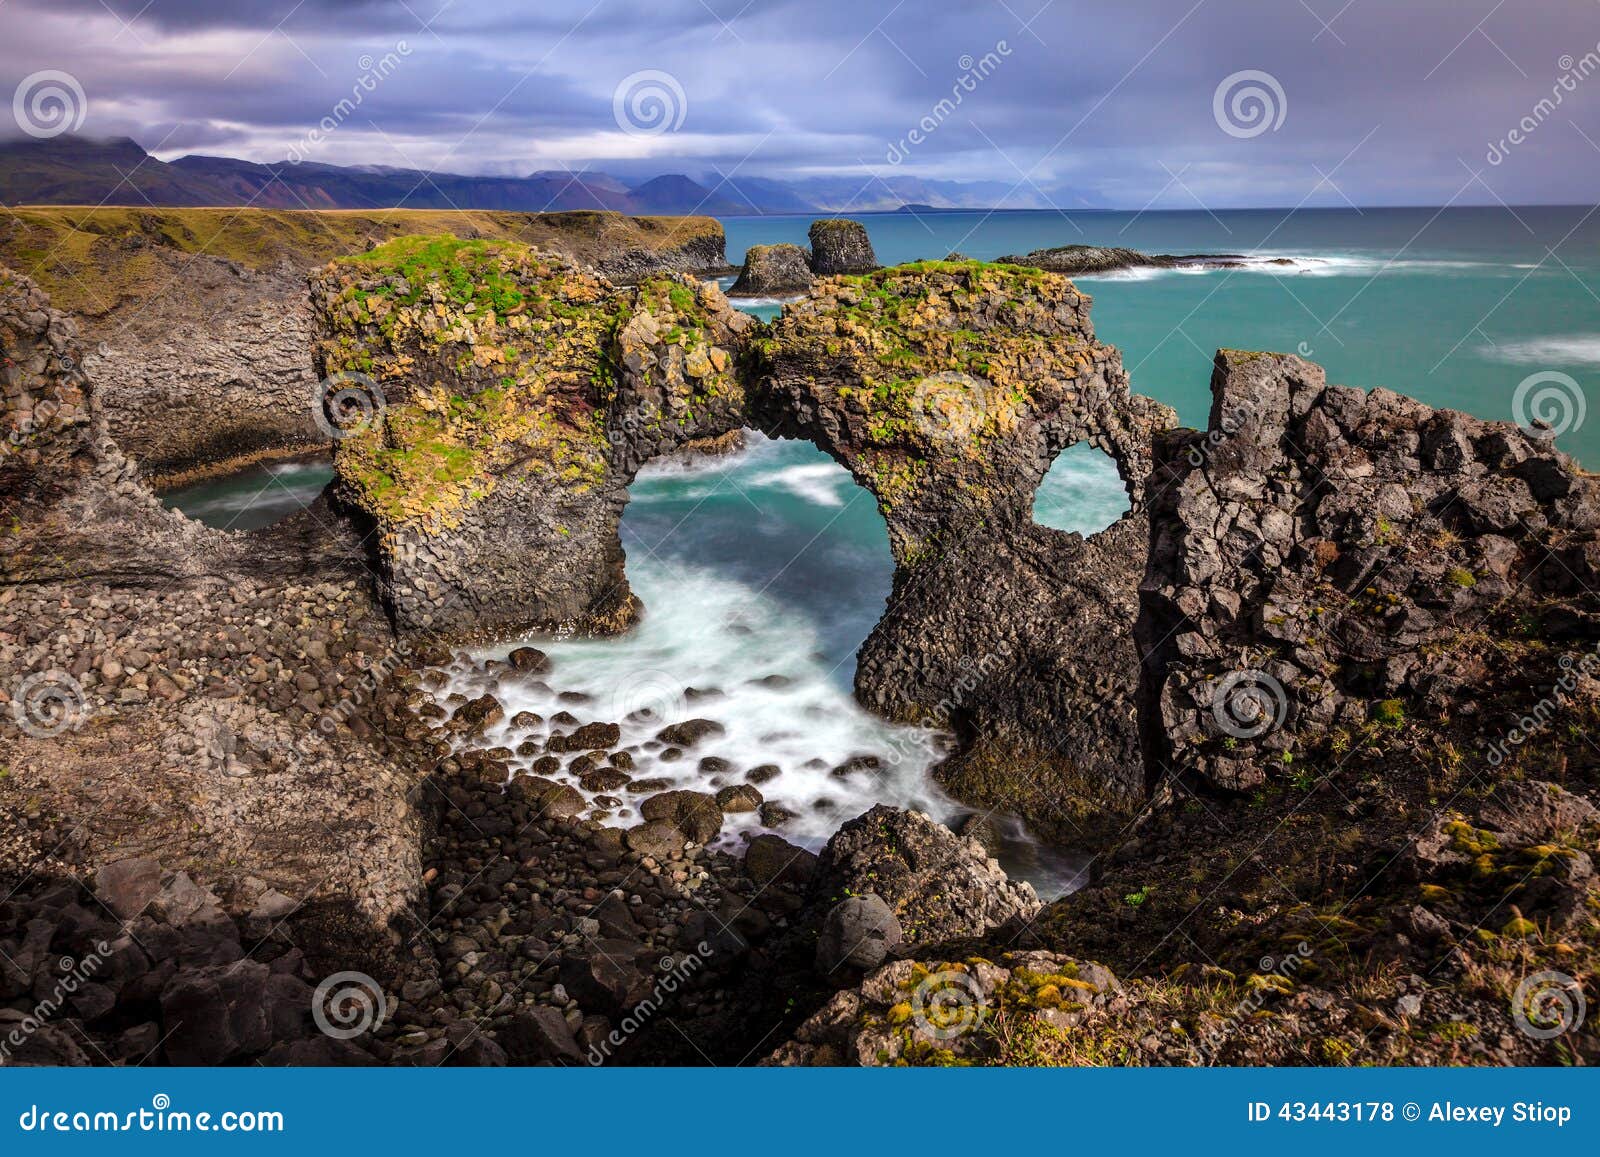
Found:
<box><xmin>5</xmin><ymin>0</ymin><xmax>1599</xmax><ymax>206</ymax></box>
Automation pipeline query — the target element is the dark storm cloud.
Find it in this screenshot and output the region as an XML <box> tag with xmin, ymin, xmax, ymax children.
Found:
<box><xmin>4</xmin><ymin>0</ymin><xmax>1598</xmax><ymax>204</ymax></box>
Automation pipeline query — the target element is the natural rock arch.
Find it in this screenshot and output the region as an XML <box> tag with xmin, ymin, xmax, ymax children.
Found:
<box><xmin>308</xmin><ymin>244</ymin><xmax>1175</xmax><ymax>828</ymax></box>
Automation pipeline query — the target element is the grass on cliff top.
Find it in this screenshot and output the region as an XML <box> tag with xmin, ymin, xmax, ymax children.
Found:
<box><xmin>341</xmin><ymin>235</ymin><xmax>539</xmax><ymax>314</ymax></box>
<box><xmin>0</xmin><ymin>206</ymin><xmax>722</xmax><ymax>317</ymax></box>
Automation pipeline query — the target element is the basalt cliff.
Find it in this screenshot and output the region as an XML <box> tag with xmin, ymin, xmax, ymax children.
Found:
<box><xmin>0</xmin><ymin>218</ymin><xmax>1595</xmax><ymax>1068</ymax></box>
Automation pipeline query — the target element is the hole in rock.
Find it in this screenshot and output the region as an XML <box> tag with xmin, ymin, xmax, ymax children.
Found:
<box><xmin>438</xmin><ymin>431</ymin><xmax>956</xmax><ymax>853</ymax></box>
<box><xmin>1031</xmin><ymin>443</ymin><xmax>1130</xmax><ymax>535</ymax></box>
<box><xmin>156</xmin><ymin>453</ymin><xmax>334</xmax><ymax>531</ymax></box>
<box><xmin>428</xmin><ymin>432</ymin><xmax>1094</xmax><ymax>897</ymax></box>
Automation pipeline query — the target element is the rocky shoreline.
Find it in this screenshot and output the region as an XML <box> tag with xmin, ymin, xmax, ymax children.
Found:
<box><xmin>1</xmin><ymin>213</ymin><xmax>1596</xmax><ymax>1067</ymax></box>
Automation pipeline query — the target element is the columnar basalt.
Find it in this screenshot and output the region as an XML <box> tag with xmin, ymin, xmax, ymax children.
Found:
<box><xmin>309</xmin><ymin>236</ymin><xmax>752</xmax><ymax>640</ymax></box>
<box><xmin>1138</xmin><ymin>350</ymin><xmax>1600</xmax><ymax>793</ymax></box>
<box><xmin>753</xmin><ymin>262</ymin><xmax>1175</xmax><ymax>831</ymax></box>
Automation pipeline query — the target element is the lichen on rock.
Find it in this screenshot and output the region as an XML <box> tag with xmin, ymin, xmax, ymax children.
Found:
<box><xmin>309</xmin><ymin>236</ymin><xmax>751</xmax><ymax>640</ymax></box>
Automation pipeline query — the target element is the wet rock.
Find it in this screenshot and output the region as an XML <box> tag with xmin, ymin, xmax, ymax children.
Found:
<box><xmin>549</xmin><ymin>721</ymin><xmax>621</xmax><ymax>752</ymax></box>
<box><xmin>640</xmin><ymin>790</ymin><xmax>723</xmax><ymax>843</ymax></box>
<box><xmin>715</xmin><ymin>784</ymin><xmax>763</xmax><ymax>813</ymax></box>
<box><xmin>508</xmin><ymin>646</ymin><xmax>550</xmax><ymax>673</ymax></box>
<box><xmin>810</xmin><ymin>805</ymin><xmax>1039</xmax><ymax>945</ymax></box>
<box><xmin>745</xmin><ymin>834</ymin><xmax>818</xmax><ymax>889</ymax></box>
<box><xmin>655</xmin><ymin>719</ymin><xmax>726</xmax><ymax>748</ymax></box>
<box><xmin>625</xmin><ymin>820</ymin><xmax>686</xmax><ymax>859</ymax></box>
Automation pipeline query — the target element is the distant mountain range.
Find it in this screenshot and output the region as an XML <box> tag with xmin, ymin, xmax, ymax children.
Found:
<box><xmin>0</xmin><ymin>136</ymin><xmax>1104</xmax><ymax>215</ymax></box>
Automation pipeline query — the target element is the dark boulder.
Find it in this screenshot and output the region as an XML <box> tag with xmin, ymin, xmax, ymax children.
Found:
<box><xmin>729</xmin><ymin>243</ymin><xmax>814</xmax><ymax>295</ymax></box>
<box><xmin>810</xmin><ymin>806</ymin><xmax>1039</xmax><ymax>945</ymax></box>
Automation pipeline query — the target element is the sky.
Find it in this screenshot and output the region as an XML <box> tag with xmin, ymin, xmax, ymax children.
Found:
<box><xmin>4</xmin><ymin>0</ymin><xmax>1600</xmax><ymax>207</ymax></box>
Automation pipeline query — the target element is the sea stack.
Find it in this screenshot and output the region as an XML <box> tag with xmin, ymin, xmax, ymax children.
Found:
<box><xmin>807</xmin><ymin>218</ymin><xmax>877</xmax><ymax>275</ymax></box>
<box><xmin>729</xmin><ymin>243</ymin><xmax>814</xmax><ymax>295</ymax></box>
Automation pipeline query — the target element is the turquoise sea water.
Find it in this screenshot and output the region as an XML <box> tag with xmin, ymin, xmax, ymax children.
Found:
<box><xmin>726</xmin><ymin>206</ymin><xmax>1600</xmax><ymax>466</ymax></box>
<box><xmin>165</xmin><ymin>207</ymin><xmax>1599</xmax><ymax>891</ymax></box>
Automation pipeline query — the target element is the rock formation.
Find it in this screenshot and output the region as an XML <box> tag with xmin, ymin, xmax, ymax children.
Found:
<box><xmin>997</xmin><ymin>244</ymin><xmax>1296</xmax><ymax>276</ymax></box>
<box><xmin>2</xmin><ymin>264</ymin><xmax>426</xmax><ymax>936</ymax></box>
<box><xmin>754</xmin><ymin>261</ymin><xmax>1175</xmax><ymax>831</ymax></box>
<box><xmin>309</xmin><ymin>250</ymin><xmax>1178</xmax><ymax>828</ymax></box>
<box><xmin>1138</xmin><ymin>349</ymin><xmax>1600</xmax><ymax>792</ymax></box>
<box><xmin>0</xmin><ymin>207</ymin><xmax>728</xmax><ymax>484</ymax></box>
<box><xmin>309</xmin><ymin>237</ymin><xmax>752</xmax><ymax>639</ymax></box>
<box><xmin>729</xmin><ymin>243</ymin><xmax>815</xmax><ymax>296</ymax></box>
<box><xmin>807</xmin><ymin>218</ymin><xmax>878</xmax><ymax>275</ymax></box>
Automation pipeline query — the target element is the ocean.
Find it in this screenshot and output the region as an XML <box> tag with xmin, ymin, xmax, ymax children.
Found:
<box><xmin>165</xmin><ymin>206</ymin><xmax>1599</xmax><ymax>894</ymax></box>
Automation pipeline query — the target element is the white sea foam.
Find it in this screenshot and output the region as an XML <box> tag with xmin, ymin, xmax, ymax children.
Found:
<box><xmin>1483</xmin><ymin>335</ymin><xmax>1600</xmax><ymax>366</ymax></box>
<box><xmin>750</xmin><ymin>462</ymin><xmax>849</xmax><ymax>506</ymax></box>
<box><xmin>427</xmin><ymin>556</ymin><xmax>957</xmax><ymax>853</ymax></box>
<box><xmin>1074</xmin><ymin>252</ymin><xmax>1489</xmax><ymax>282</ymax></box>
<box><xmin>1033</xmin><ymin>444</ymin><xmax>1129</xmax><ymax>534</ymax></box>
